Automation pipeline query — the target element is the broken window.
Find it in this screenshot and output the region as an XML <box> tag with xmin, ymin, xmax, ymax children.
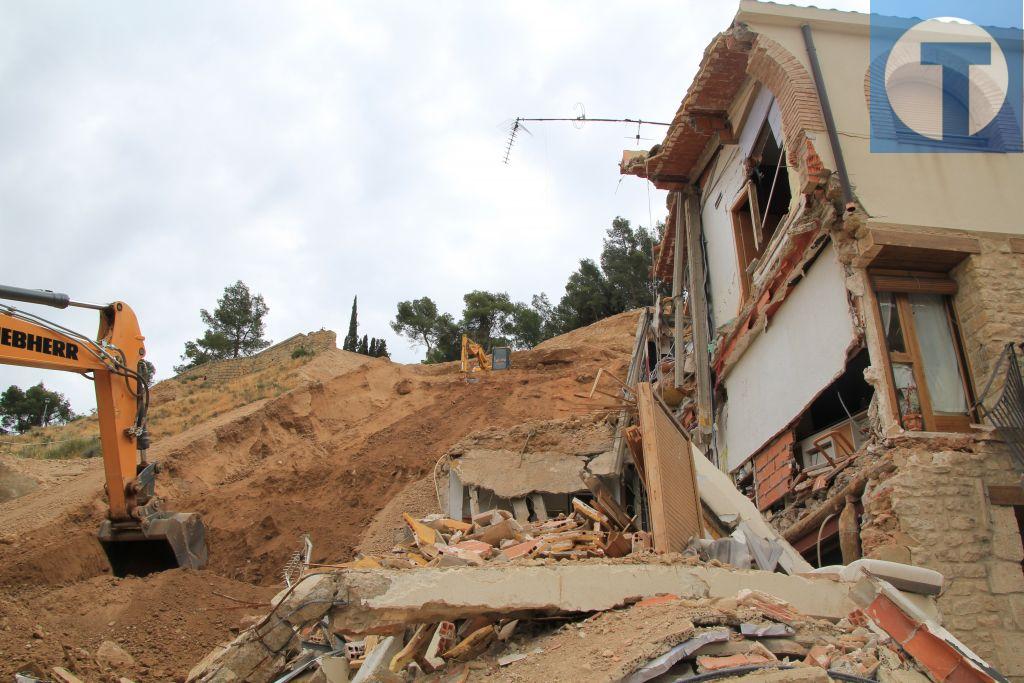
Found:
<box><xmin>873</xmin><ymin>274</ymin><xmax>974</xmax><ymax>432</ymax></box>
<box><xmin>730</xmin><ymin>114</ymin><xmax>792</xmax><ymax>300</ymax></box>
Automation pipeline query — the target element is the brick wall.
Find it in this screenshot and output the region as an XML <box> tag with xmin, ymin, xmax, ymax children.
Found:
<box><xmin>174</xmin><ymin>330</ymin><xmax>336</xmax><ymax>383</ymax></box>
<box><xmin>952</xmin><ymin>237</ymin><xmax>1024</xmax><ymax>401</ymax></box>
<box><xmin>753</xmin><ymin>429</ymin><xmax>795</xmax><ymax>510</ymax></box>
<box><xmin>860</xmin><ymin>435</ymin><xmax>1024</xmax><ymax>678</ymax></box>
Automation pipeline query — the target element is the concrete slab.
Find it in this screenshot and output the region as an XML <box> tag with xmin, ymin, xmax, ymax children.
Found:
<box><xmin>324</xmin><ymin>562</ymin><xmax>857</xmax><ymax>634</ymax></box>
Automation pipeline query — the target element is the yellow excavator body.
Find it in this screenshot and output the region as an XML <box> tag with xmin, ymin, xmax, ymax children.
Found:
<box><xmin>0</xmin><ymin>284</ymin><xmax>207</xmax><ymax>577</ymax></box>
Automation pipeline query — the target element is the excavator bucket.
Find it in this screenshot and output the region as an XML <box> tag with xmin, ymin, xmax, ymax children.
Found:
<box><xmin>98</xmin><ymin>512</ymin><xmax>208</xmax><ymax>578</ymax></box>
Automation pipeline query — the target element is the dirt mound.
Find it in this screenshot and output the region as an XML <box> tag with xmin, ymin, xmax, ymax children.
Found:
<box><xmin>0</xmin><ymin>569</ymin><xmax>274</xmax><ymax>681</ymax></box>
<box><xmin>0</xmin><ymin>310</ymin><xmax>642</xmax><ymax>680</ymax></box>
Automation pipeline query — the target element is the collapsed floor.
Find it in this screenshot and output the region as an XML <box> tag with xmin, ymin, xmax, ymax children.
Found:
<box><xmin>0</xmin><ymin>311</ymin><xmax>639</xmax><ymax>681</ymax></box>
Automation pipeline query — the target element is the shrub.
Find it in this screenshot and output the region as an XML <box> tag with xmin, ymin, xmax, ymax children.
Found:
<box><xmin>291</xmin><ymin>346</ymin><xmax>314</xmax><ymax>359</ymax></box>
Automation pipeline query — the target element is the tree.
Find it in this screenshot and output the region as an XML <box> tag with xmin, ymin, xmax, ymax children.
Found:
<box><xmin>425</xmin><ymin>313</ymin><xmax>462</xmax><ymax>363</ymax></box>
<box><xmin>0</xmin><ymin>383</ymin><xmax>74</xmax><ymax>433</ymax></box>
<box><xmin>553</xmin><ymin>258</ymin><xmax>614</xmax><ymax>331</ymax></box>
<box><xmin>343</xmin><ymin>297</ymin><xmax>359</xmax><ymax>352</ymax></box>
<box><xmin>601</xmin><ymin>217</ymin><xmax>659</xmax><ymax>312</ymax></box>
<box><xmin>357</xmin><ymin>335</ymin><xmax>369</xmax><ymax>355</ymax></box>
<box><xmin>139</xmin><ymin>360</ymin><xmax>157</xmax><ymax>387</ymax></box>
<box><xmin>176</xmin><ymin>281</ymin><xmax>271</xmax><ymax>372</ymax></box>
<box><xmin>460</xmin><ymin>290</ymin><xmax>514</xmax><ymax>349</ymax></box>
<box><xmin>367</xmin><ymin>338</ymin><xmax>390</xmax><ymax>358</ymax></box>
<box><xmin>507</xmin><ymin>301</ymin><xmax>545</xmax><ymax>349</ymax></box>
<box><xmin>391</xmin><ymin>297</ymin><xmax>441</xmax><ymax>354</ymax></box>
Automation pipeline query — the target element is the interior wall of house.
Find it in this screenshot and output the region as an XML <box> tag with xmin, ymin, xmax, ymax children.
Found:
<box><xmin>722</xmin><ymin>243</ymin><xmax>857</xmax><ymax>471</ymax></box>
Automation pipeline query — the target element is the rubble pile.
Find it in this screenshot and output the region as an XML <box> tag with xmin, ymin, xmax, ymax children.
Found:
<box><xmin>347</xmin><ymin>498</ymin><xmax>641</xmax><ymax>570</ymax></box>
<box><xmin>189</xmin><ymin>572</ymin><xmax>940</xmax><ymax>683</ymax></box>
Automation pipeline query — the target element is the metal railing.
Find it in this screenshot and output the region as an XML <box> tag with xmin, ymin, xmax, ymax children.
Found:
<box><xmin>975</xmin><ymin>342</ymin><xmax>1024</xmax><ymax>473</ymax></box>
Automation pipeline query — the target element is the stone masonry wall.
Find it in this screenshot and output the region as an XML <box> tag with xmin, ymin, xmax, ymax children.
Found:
<box><xmin>859</xmin><ymin>434</ymin><xmax>1024</xmax><ymax>679</ymax></box>
<box><xmin>173</xmin><ymin>330</ymin><xmax>336</xmax><ymax>383</ymax></box>
<box><xmin>952</xmin><ymin>236</ymin><xmax>1024</xmax><ymax>399</ymax></box>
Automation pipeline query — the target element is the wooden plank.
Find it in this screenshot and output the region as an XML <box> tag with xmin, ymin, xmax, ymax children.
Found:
<box><xmin>684</xmin><ymin>191</ymin><xmax>713</xmax><ymax>445</ymax></box>
<box><xmin>636</xmin><ymin>382</ymin><xmax>704</xmax><ymax>552</ymax></box>
<box><xmin>673</xmin><ymin>190</ymin><xmax>686</xmax><ymax>390</ymax></box>
<box><xmin>868</xmin><ymin>227</ymin><xmax>981</xmax><ymax>254</ymax></box>
<box><xmin>988</xmin><ymin>485</ymin><xmax>1024</xmax><ymax>506</ymax></box>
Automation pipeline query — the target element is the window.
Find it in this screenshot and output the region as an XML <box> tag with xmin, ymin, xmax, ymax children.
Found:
<box><xmin>731</xmin><ymin>117</ymin><xmax>792</xmax><ymax>299</ymax></box>
<box><xmin>873</xmin><ymin>272</ymin><xmax>974</xmax><ymax>432</ymax></box>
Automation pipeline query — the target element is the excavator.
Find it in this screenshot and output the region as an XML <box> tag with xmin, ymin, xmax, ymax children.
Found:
<box><xmin>0</xmin><ymin>284</ymin><xmax>207</xmax><ymax>577</ymax></box>
<box><xmin>460</xmin><ymin>334</ymin><xmax>491</xmax><ymax>373</ymax></box>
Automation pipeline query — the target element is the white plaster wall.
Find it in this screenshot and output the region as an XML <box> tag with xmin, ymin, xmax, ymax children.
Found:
<box><xmin>723</xmin><ymin>243</ymin><xmax>855</xmax><ymax>471</ymax></box>
<box><xmin>701</xmin><ymin>146</ymin><xmax>746</xmax><ymax>328</ymax></box>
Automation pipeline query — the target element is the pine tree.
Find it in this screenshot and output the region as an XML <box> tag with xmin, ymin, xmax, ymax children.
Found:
<box><xmin>375</xmin><ymin>339</ymin><xmax>390</xmax><ymax>358</ymax></box>
<box><xmin>343</xmin><ymin>296</ymin><xmax>358</xmax><ymax>352</ymax></box>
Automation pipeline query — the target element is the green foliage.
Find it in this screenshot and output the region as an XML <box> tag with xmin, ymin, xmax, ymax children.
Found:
<box><xmin>0</xmin><ymin>383</ymin><xmax>75</xmax><ymax>434</ymax></box>
<box><xmin>291</xmin><ymin>346</ymin><xmax>314</xmax><ymax>359</ymax></box>
<box><xmin>357</xmin><ymin>334</ymin><xmax>369</xmax><ymax>355</ymax></box>
<box><xmin>176</xmin><ymin>281</ymin><xmax>271</xmax><ymax>373</ymax></box>
<box><xmin>343</xmin><ymin>296</ymin><xmax>359</xmax><ymax>352</ymax></box>
<box><xmin>390</xmin><ymin>216</ymin><xmax>661</xmax><ymax>363</ymax></box>
<box><xmin>551</xmin><ymin>217</ymin><xmax>661</xmax><ymax>333</ymax></box>
<box><xmin>424</xmin><ymin>313</ymin><xmax>461</xmax><ymax>363</ymax></box>
<box><xmin>368</xmin><ymin>338</ymin><xmax>389</xmax><ymax>358</ymax></box>
<box><xmin>391</xmin><ymin>297</ymin><xmax>441</xmax><ymax>354</ymax></box>
<box><xmin>460</xmin><ymin>291</ymin><xmax>515</xmax><ymax>349</ymax></box>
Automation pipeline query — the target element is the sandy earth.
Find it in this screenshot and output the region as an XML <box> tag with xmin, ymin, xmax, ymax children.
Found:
<box><xmin>0</xmin><ymin>310</ymin><xmax>640</xmax><ymax>681</ymax></box>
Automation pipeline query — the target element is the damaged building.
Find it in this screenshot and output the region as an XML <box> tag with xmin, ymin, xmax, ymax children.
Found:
<box><xmin>620</xmin><ymin>0</ymin><xmax>1024</xmax><ymax>676</ymax></box>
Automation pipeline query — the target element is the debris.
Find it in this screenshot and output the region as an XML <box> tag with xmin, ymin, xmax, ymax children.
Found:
<box><xmin>96</xmin><ymin>640</ymin><xmax>136</xmax><ymax>672</ymax></box>
<box><xmin>50</xmin><ymin>669</ymin><xmax>85</xmax><ymax>683</ymax></box>
<box><xmin>497</xmin><ymin>653</ymin><xmax>527</xmax><ymax>666</ymax></box>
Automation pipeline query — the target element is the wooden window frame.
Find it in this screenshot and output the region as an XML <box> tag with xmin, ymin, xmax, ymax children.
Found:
<box><xmin>730</xmin><ymin>181</ymin><xmax>763</xmax><ymax>304</ymax></box>
<box><xmin>871</xmin><ymin>271</ymin><xmax>975</xmax><ymax>433</ymax></box>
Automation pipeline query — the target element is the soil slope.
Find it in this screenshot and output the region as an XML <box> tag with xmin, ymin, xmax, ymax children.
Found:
<box><xmin>0</xmin><ymin>310</ymin><xmax>640</xmax><ymax>681</ymax></box>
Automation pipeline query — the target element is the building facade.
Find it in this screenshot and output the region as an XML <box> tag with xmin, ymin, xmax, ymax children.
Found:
<box><xmin>621</xmin><ymin>2</ymin><xmax>1024</xmax><ymax>676</ymax></box>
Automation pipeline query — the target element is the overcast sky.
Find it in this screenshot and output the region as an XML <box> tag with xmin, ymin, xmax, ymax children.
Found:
<box><xmin>0</xmin><ymin>0</ymin><xmax>869</xmax><ymax>413</ymax></box>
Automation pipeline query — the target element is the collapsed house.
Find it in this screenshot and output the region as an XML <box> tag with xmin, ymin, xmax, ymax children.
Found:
<box><xmin>182</xmin><ymin>2</ymin><xmax>1024</xmax><ymax>682</ymax></box>
<box><xmin>620</xmin><ymin>0</ymin><xmax>1024</xmax><ymax>676</ymax></box>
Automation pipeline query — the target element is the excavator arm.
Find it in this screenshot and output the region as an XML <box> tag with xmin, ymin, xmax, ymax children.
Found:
<box><xmin>0</xmin><ymin>284</ymin><xmax>206</xmax><ymax>576</ymax></box>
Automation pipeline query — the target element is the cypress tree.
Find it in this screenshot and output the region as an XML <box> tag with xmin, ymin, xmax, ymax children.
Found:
<box><xmin>376</xmin><ymin>339</ymin><xmax>389</xmax><ymax>358</ymax></box>
<box><xmin>358</xmin><ymin>335</ymin><xmax>369</xmax><ymax>355</ymax></box>
<box><xmin>343</xmin><ymin>296</ymin><xmax>358</xmax><ymax>352</ymax></box>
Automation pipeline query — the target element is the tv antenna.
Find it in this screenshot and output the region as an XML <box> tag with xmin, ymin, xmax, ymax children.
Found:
<box><xmin>503</xmin><ymin>103</ymin><xmax>670</xmax><ymax>165</ymax></box>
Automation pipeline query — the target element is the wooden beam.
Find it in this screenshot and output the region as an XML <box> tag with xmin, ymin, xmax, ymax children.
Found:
<box><xmin>867</xmin><ymin>227</ymin><xmax>982</xmax><ymax>254</ymax></box>
<box><xmin>684</xmin><ymin>189</ymin><xmax>714</xmax><ymax>444</ymax></box>
<box><xmin>673</xmin><ymin>191</ymin><xmax>686</xmax><ymax>390</ymax></box>
<box><xmin>988</xmin><ymin>484</ymin><xmax>1024</xmax><ymax>506</ymax></box>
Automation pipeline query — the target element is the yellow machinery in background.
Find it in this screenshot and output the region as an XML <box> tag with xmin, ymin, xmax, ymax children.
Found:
<box><xmin>461</xmin><ymin>334</ymin><xmax>490</xmax><ymax>373</ymax></box>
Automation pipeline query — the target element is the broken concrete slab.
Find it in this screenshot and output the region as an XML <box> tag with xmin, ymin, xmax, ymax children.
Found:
<box><xmin>350</xmin><ymin>635</ymin><xmax>401</xmax><ymax>683</ymax></box>
<box><xmin>312</xmin><ymin>563</ymin><xmax>857</xmax><ymax>635</ymax></box>
<box><xmin>451</xmin><ymin>449</ymin><xmax>587</xmax><ymax>498</ymax></box>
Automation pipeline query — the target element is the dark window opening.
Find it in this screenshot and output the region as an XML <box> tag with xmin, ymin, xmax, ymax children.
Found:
<box><xmin>794</xmin><ymin>349</ymin><xmax>874</xmax><ymax>470</ymax></box>
<box><xmin>731</xmin><ymin>117</ymin><xmax>792</xmax><ymax>301</ymax></box>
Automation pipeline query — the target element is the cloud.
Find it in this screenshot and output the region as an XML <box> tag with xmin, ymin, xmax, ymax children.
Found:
<box><xmin>0</xmin><ymin>0</ymin><xmax>868</xmax><ymax>412</ymax></box>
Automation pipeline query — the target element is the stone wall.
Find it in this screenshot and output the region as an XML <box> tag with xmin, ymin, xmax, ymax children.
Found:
<box><xmin>859</xmin><ymin>433</ymin><xmax>1024</xmax><ymax>678</ymax></box>
<box><xmin>952</xmin><ymin>236</ymin><xmax>1024</xmax><ymax>399</ymax></box>
<box><xmin>173</xmin><ymin>330</ymin><xmax>336</xmax><ymax>383</ymax></box>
